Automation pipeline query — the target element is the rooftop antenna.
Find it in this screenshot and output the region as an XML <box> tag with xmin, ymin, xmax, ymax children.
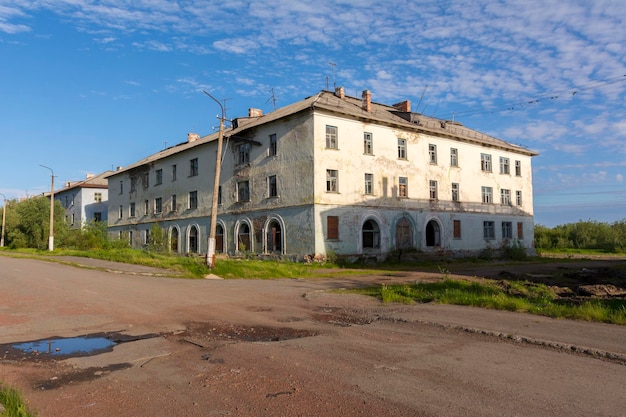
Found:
<box><xmin>329</xmin><ymin>62</ymin><xmax>336</xmax><ymax>89</ymax></box>
<box><xmin>267</xmin><ymin>87</ymin><xmax>278</xmax><ymax>111</ymax></box>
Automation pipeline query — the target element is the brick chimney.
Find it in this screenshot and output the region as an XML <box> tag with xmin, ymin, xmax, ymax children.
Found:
<box><xmin>362</xmin><ymin>90</ymin><xmax>372</xmax><ymax>112</ymax></box>
<box><xmin>334</xmin><ymin>86</ymin><xmax>345</xmax><ymax>99</ymax></box>
<box><xmin>188</xmin><ymin>133</ymin><xmax>200</xmax><ymax>143</ymax></box>
<box><xmin>248</xmin><ymin>108</ymin><xmax>263</xmax><ymax>117</ymax></box>
<box><xmin>392</xmin><ymin>100</ymin><xmax>411</xmax><ymax>112</ymax></box>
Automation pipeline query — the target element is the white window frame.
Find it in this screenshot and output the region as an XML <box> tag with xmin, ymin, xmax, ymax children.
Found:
<box><xmin>326</xmin><ymin>125</ymin><xmax>338</xmax><ymax>149</ymax></box>
<box><xmin>481</xmin><ymin>186</ymin><xmax>493</xmax><ymax>203</ymax></box>
<box><xmin>326</xmin><ymin>169</ymin><xmax>338</xmax><ymax>192</ymax></box>
<box><xmin>364</xmin><ymin>173</ymin><xmax>373</xmax><ymax>195</ymax></box>
<box><xmin>481</xmin><ymin>153</ymin><xmax>492</xmax><ymax>172</ymax></box>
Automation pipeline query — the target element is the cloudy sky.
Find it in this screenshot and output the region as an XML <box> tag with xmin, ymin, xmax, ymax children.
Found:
<box><xmin>0</xmin><ymin>0</ymin><xmax>625</xmax><ymax>227</ymax></box>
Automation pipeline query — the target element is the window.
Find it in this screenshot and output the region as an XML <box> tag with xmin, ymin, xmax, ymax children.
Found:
<box><xmin>450</xmin><ymin>148</ymin><xmax>458</xmax><ymax>167</ymax></box>
<box><xmin>129</xmin><ymin>230</ymin><xmax>133</xmax><ymax>245</ymax></box>
<box><xmin>94</xmin><ymin>212</ymin><xmax>102</xmax><ymax>222</ymax></box>
<box><xmin>501</xmin><ymin>189</ymin><xmax>511</xmax><ymax>205</ymax></box>
<box><xmin>171</xmin><ymin>194</ymin><xmax>177</xmax><ymax>211</ymax></box>
<box><xmin>144</xmin><ymin>200</ymin><xmax>149</xmax><ymax>215</ymax></box>
<box><xmin>189</xmin><ymin>158</ymin><xmax>198</xmax><ymax>177</ymax></box>
<box><xmin>451</xmin><ymin>183</ymin><xmax>459</xmax><ymax>202</ymax></box>
<box><xmin>516</xmin><ymin>190</ymin><xmax>522</xmax><ymax>206</ymax></box>
<box><xmin>237</xmin><ymin>143</ymin><xmax>250</xmax><ymax>164</ymax></box>
<box><xmin>155</xmin><ymin>169</ymin><xmax>163</xmax><ymax>185</ymax></box>
<box><xmin>399</xmin><ymin>177</ymin><xmax>408</xmax><ymax>198</ymax></box>
<box><xmin>119</xmin><ymin>181</ymin><xmax>124</xmax><ymax>195</ymax></box>
<box><xmin>397</xmin><ymin>138</ymin><xmax>407</xmax><ymax>159</ymax></box>
<box><xmin>144</xmin><ymin>229</ymin><xmax>150</xmax><ymax>245</ymax></box>
<box><xmin>362</xmin><ymin>219</ymin><xmax>380</xmax><ymax>248</ymax></box>
<box><xmin>218</xmin><ymin>186</ymin><xmax>222</xmax><ymax>205</ymax></box>
<box><xmin>483</xmin><ymin>221</ymin><xmax>495</xmax><ymax>239</ymax></box>
<box><xmin>189</xmin><ymin>191</ymin><xmax>198</xmax><ymax>209</ymax></box>
<box><xmin>268</xmin><ymin>175</ymin><xmax>278</xmax><ymax>197</ymax></box>
<box><xmin>327</xmin><ymin>216</ymin><xmax>339</xmax><ymax>240</ymax></box>
<box><xmin>364</xmin><ymin>132</ymin><xmax>373</xmax><ymax>155</ymax></box>
<box><xmin>500</xmin><ymin>157</ymin><xmax>510</xmax><ymax>174</ymax></box>
<box><xmin>502</xmin><ymin>221</ymin><xmax>513</xmax><ymax>239</ymax></box>
<box><xmin>326</xmin><ymin>170</ymin><xmax>338</xmax><ymax>192</ymax></box>
<box><xmin>155</xmin><ymin>197</ymin><xmax>162</xmax><ymax>214</ymax></box>
<box><xmin>71</xmin><ymin>195</ymin><xmax>75</xmax><ymax>206</ymax></box>
<box><xmin>129</xmin><ymin>202</ymin><xmax>136</xmax><ymax>217</ymax></box>
<box><xmin>481</xmin><ymin>153</ymin><xmax>492</xmax><ymax>172</ymax></box>
<box><xmin>269</xmin><ymin>134</ymin><xmax>277</xmax><ymax>156</ymax></box>
<box><xmin>130</xmin><ymin>177</ymin><xmax>137</xmax><ymax>192</ymax></box>
<box><xmin>482</xmin><ymin>186</ymin><xmax>493</xmax><ymax>203</ymax></box>
<box><xmin>237</xmin><ymin>180</ymin><xmax>250</xmax><ymax>202</ymax></box>
<box><xmin>172</xmin><ymin>164</ymin><xmax>177</xmax><ymax>181</ymax></box>
<box><xmin>143</xmin><ymin>172</ymin><xmax>149</xmax><ymax>188</ymax></box>
<box><xmin>64</xmin><ymin>196</ymin><xmax>69</xmax><ymax>208</ymax></box>
<box><xmin>429</xmin><ymin>144</ymin><xmax>437</xmax><ymax>164</ymax></box>
<box><xmin>364</xmin><ymin>173</ymin><xmax>373</xmax><ymax>195</ymax></box>
<box><xmin>453</xmin><ymin>219</ymin><xmax>462</xmax><ymax>239</ymax></box>
<box><xmin>517</xmin><ymin>222</ymin><xmax>524</xmax><ymax>239</ymax></box>
<box><xmin>326</xmin><ymin>125</ymin><xmax>338</xmax><ymax>149</ymax></box>
<box><xmin>71</xmin><ymin>213</ymin><xmax>75</xmax><ymax>225</ymax></box>
<box><xmin>429</xmin><ymin>180</ymin><xmax>438</xmax><ymax>200</ymax></box>
<box><xmin>515</xmin><ymin>160</ymin><xmax>522</xmax><ymax>176</ymax></box>
<box><xmin>94</xmin><ymin>192</ymin><xmax>102</xmax><ymax>203</ymax></box>
<box><xmin>118</xmin><ymin>205</ymin><xmax>123</xmax><ymax>219</ymax></box>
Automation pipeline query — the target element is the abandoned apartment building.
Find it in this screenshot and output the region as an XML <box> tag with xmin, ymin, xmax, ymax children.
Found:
<box><xmin>106</xmin><ymin>87</ymin><xmax>537</xmax><ymax>260</ymax></box>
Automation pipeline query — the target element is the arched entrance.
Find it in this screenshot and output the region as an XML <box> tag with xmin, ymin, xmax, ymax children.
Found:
<box><xmin>266</xmin><ymin>220</ymin><xmax>282</xmax><ymax>253</ymax></box>
<box><xmin>362</xmin><ymin>219</ymin><xmax>380</xmax><ymax>249</ymax></box>
<box><xmin>425</xmin><ymin>220</ymin><xmax>441</xmax><ymax>247</ymax></box>
<box><xmin>170</xmin><ymin>227</ymin><xmax>179</xmax><ymax>253</ymax></box>
<box><xmin>237</xmin><ymin>223</ymin><xmax>251</xmax><ymax>252</ymax></box>
<box><xmin>216</xmin><ymin>224</ymin><xmax>224</xmax><ymax>253</ymax></box>
<box><xmin>395</xmin><ymin>217</ymin><xmax>413</xmax><ymax>249</ymax></box>
<box><xmin>188</xmin><ymin>225</ymin><xmax>198</xmax><ymax>253</ymax></box>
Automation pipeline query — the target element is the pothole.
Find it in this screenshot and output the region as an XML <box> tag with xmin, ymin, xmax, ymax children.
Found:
<box><xmin>179</xmin><ymin>322</ymin><xmax>318</xmax><ymax>346</ymax></box>
<box><xmin>311</xmin><ymin>307</ymin><xmax>376</xmax><ymax>327</ymax></box>
<box><xmin>1</xmin><ymin>332</ymin><xmax>158</xmax><ymax>362</ymax></box>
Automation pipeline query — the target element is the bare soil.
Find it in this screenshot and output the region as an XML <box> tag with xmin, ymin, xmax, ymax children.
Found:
<box><xmin>1</xmin><ymin>255</ymin><xmax>626</xmax><ymax>417</ymax></box>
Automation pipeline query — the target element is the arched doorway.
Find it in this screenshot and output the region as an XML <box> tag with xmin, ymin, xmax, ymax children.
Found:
<box><xmin>425</xmin><ymin>220</ymin><xmax>441</xmax><ymax>247</ymax></box>
<box><xmin>266</xmin><ymin>220</ymin><xmax>282</xmax><ymax>253</ymax></box>
<box><xmin>188</xmin><ymin>225</ymin><xmax>198</xmax><ymax>253</ymax></box>
<box><xmin>362</xmin><ymin>219</ymin><xmax>380</xmax><ymax>249</ymax></box>
<box><xmin>170</xmin><ymin>227</ymin><xmax>179</xmax><ymax>253</ymax></box>
<box><xmin>216</xmin><ymin>224</ymin><xmax>224</xmax><ymax>253</ymax></box>
<box><xmin>237</xmin><ymin>223</ymin><xmax>251</xmax><ymax>252</ymax></box>
<box><xmin>395</xmin><ymin>217</ymin><xmax>413</xmax><ymax>249</ymax></box>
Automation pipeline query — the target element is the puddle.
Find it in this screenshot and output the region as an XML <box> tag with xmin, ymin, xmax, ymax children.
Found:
<box><xmin>12</xmin><ymin>336</ymin><xmax>116</xmax><ymax>356</ymax></box>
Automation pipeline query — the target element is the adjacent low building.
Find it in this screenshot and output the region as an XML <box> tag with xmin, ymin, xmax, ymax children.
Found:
<box><xmin>106</xmin><ymin>88</ymin><xmax>538</xmax><ymax>260</ymax></box>
<box><xmin>54</xmin><ymin>171</ymin><xmax>113</xmax><ymax>228</ymax></box>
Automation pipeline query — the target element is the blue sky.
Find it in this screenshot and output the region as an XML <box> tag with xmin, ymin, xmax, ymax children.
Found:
<box><xmin>0</xmin><ymin>0</ymin><xmax>625</xmax><ymax>227</ymax></box>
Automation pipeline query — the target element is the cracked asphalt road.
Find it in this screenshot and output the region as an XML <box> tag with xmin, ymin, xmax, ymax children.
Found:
<box><xmin>1</xmin><ymin>255</ymin><xmax>625</xmax><ymax>417</ymax></box>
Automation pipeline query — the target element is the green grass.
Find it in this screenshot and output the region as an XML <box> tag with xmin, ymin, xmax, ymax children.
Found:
<box><xmin>0</xmin><ymin>248</ymin><xmax>385</xmax><ymax>279</ymax></box>
<box><xmin>0</xmin><ymin>385</ymin><xmax>37</xmax><ymax>417</ymax></box>
<box><xmin>353</xmin><ymin>279</ymin><xmax>626</xmax><ymax>325</ymax></box>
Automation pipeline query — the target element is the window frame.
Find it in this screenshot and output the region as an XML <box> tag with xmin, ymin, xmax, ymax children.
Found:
<box><xmin>429</xmin><ymin>180</ymin><xmax>438</xmax><ymax>200</ymax></box>
<box><xmin>398</xmin><ymin>176</ymin><xmax>408</xmax><ymax>198</ymax></box>
<box><xmin>188</xmin><ymin>190</ymin><xmax>198</xmax><ymax>209</ymax></box>
<box><xmin>501</xmin><ymin>189</ymin><xmax>511</xmax><ymax>205</ymax></box>
<box><xmin>327</xmin><ymin>216</ymin><xmax>339</xmax><ymax>240</ymax></box>
<box><xmin>155</xmin><ymin>197</ymin><xmax>162</xmax><ymax>214</ymax></box>
<box><xmin>481</xmin><ymin>153</ymin><xmax>492</xmax><ymax>172</ymax></box>
<box><xmin>237</xmin><ymin>142</ymin><xmax>251</xmax><ymax>165</ymax></box>
<box><xmin>189</xmin><ymin>158</ymin><xmax>199</xmax><ymax>177</ymax></box>
<box><xmin>428</xmin><ymin>144</ymin><xmax>437</xmax><ymax>164</ymax></box>
<box><xmin>515</xmin><ymin>160</ymin><xmax>522</xmax><ymax>176</ymax></box>
<box><xmin>500</xmin><ymin>157</ymin><xmax>510</xmax><ymax>175</ymax></box>
<box><xmin>397</xmin><ymin>138</ymin><xmax>407</xmax><ymax>160</ymax></box>
<box><xmin>269</xmin><ymin>133</ymin><xmax>277</xmax><ymax>156</ymax></box>
<box><xmin>155</xmin><ymin>169</ymin><xmax>163</xmax><ymax>185</ymax></box>
<box><xmin>451</xmin><ymin>183</ymin><xmax>459</xmax><ymax>202</ymax></box>
<box><xmin>450</xmin><ymin>148</ymin><xmax>458</xmax><ymax>167</ymax></box>
<box><xmin>364</xmin><ymin>173</ymin><xmax>373</xmax><ymax>195</ymax></box>
<box><xmin>516</xmin><ymin>190</ymin><xmax>522</xmax><ymax>206</ymax></box>
<box><xmin>363</xmin><ymin>132</ymin><xmax>373</xmax><ymax>155</ymax></box>
<box><xmin>268</xmin><ymin>175</ymin><xmax>278</xmax><ymax>198</ymax></box>
<box><xmin>481</xmin><ymin>186</ymin><xmax>493</xmax><ymax>203</ymax></box>
<box><xmin>326</xmin><ymin>125</ymin><xmax>338</xmax><ymax>149</ymax></box>
<box><xmin>237</xmin><ymin>180</ymin><xmax>250</xmax><ymax>202</ymax></box>
<box><xmin>483</xmin><ymin>221</ymin><xmax>495</xmax><ymax>239</ymax></box>
<box><xmin>453</xmin><ymin>219</ymin><xmax>462</xmax><ymax>239</ymax></box>
<box><xmin>502</xmin><ymin>221</ymin><xmax>513</xmax><ymax>239</ymax></box>
<box><xmin>326</xmin><ymin>169</ymin><xmax>338</xmax><ymax>193</ymax></box>
<box><xmin>129</xmin><ymin>202</ymin><xmax>136</xmax><ymax>218</ymax></box>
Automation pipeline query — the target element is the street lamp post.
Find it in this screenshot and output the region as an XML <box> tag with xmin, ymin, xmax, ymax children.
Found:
<box><xmin>203</xmin><ymin>90</ymin><xmax>225</xmax><ymax>270</ymax></box>
<box><xmin>40</xmin><ymin>165</ymin><xmax>55</xmax><ymax>251</ymax></box>
<box><xmin>0</xmin><ymin>193</ymin><xmax>6</xmax><ymax>248</ymax></box>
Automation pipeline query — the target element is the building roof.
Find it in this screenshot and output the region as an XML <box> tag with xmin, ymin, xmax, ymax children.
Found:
<box><xmin>108</xmin><ymin>89</ymin><xmax>537</xmax><ymax>177</ymax></box>
<box><xmin>55</xmin><ymin>170</ymin><xmax>114</xmax><ymax>194</ymax></box>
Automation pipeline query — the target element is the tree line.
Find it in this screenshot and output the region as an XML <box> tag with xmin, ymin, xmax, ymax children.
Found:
<box><xmin>1</xmin><ymin>196</ymin><xmax>625</xmax><ymax>253</ymax></box>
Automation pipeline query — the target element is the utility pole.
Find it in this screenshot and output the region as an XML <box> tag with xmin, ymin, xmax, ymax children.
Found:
<box><xmin>0</xmin><ymin>193</ymin><xmax>6</xmax><ymax>248</ymax></box>
<box><xmin>40</xmin><ymin>165</ymin><xmax>55</xmax><ymax>251</ymax></box>
<box><xmin>203</xmin><ymin>91</ymin><xmax>225</xmax><ymax>270</ymax></box>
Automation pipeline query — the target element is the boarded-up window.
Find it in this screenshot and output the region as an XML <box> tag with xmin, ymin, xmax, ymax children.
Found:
<box><xmin>517</xmin><ymin>222</ymin><xmax>524</xmax><ymax>239</ymax></box>
<box><xmin>453</xmin><ymin>220</ymin><xmax>461</xmax><ymax>239</ymax></box>
<box><xmin>327</xmin><ymin>216</ymin><xmax>339</xmax><ymax>240</ymax></box>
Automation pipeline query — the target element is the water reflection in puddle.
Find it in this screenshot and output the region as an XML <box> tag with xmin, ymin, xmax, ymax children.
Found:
<box><xmin>12</xmin><ymin>336</ymin><xmax>116</xmax><ymax>356</ymax></box>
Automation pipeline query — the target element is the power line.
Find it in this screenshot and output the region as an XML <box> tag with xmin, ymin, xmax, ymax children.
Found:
<box><xmin>439</xmin><ymin>73</ymin><xmax>626</xmax><ymax>120</ymax></box>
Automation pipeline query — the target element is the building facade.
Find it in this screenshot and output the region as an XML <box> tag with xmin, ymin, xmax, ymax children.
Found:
<box><xmin>54</xmin><ymin>171</ymin><xmax>112</xmax><ymax>229</ymax></box>
<box><xmin>107</xmin><ymin>89</ymin><xmax>537</xmax><ymax>260</ymax></box>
